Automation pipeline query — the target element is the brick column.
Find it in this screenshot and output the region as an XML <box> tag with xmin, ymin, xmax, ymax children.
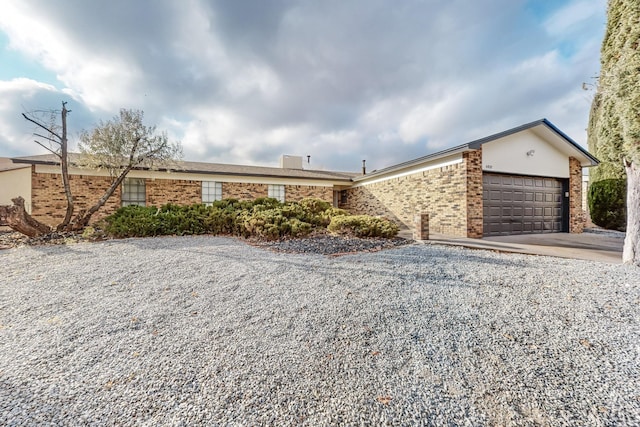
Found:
<box><xmin>413</xmin><ymin>213</ymin><xmax>429</xmax><ymax>240</ymax></box>
<box><xmin>569</xmin><ymin>157</ymin><xmax>584</xmax><ymax>233</ymax></box>
<box><xmin>464</xmin><ymin>148</ymin><xmax>483</xmax><ymax>238</ymax></box>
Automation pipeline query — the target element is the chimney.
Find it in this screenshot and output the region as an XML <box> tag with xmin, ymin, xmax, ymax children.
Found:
<box><xmin>362</xmin><ymin>159</ymin><xmax>366</xmax><ymax>175</ymax></box>
<box><xmin>280</xmin><ymin>155</ymin><xmax>303</xmax><ymax>169</ymax></box>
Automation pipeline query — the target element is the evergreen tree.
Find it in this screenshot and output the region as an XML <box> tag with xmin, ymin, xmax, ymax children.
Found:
<box><xmin>589</xmin><ymin>0</ymin><xmax>640</xmax><ymax>264</ymax></box>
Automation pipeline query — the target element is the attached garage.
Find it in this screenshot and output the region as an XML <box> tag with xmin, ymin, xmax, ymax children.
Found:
<box><xmin>477</xmin><ymin>120</ymin><xmax>601</xmax><ymax>237</ymax></box>
<box><xmin>483</xmin><ymin>173</ymin><xmax>567</xmax><ymax>236</ymax></box>
<box><xmin>335</xmin><ymin>119</ymin><xmax>600</xmax><ymax>239</ymax></box>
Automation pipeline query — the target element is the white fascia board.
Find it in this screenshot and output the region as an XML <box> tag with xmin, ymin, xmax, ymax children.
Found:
<box><xmin>351</xmin><ymin>155</ymin><xmax>463</xmax><ymax>187</ymax></box>
<box><xmin>34</xmin><ymin>165</ymin><xmax>337</xmax><ymax>187</ymax></box>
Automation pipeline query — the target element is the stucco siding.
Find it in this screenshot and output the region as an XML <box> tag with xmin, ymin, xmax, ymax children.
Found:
<box><xmin>482</xmin><ymin>130</ymin><xmax>570</xmax><ymax>178</ymax></box>
<box><xmin>0</xmin><ymin>167</ymin><xmax>33</xmax><ymax>213</ymax></box>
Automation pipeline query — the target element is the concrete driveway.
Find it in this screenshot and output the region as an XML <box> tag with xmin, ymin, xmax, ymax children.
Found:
<box><xmin>423</xmin><ymin>229</ymin><xmax>625</xmax><ymax>264</ymax></box>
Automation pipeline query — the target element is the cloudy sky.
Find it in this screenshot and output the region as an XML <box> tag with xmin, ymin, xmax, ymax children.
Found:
<box><xmin>0</xmin><ymin>0</ymin><xmax>606</xmax><ymax>171</ymax></box>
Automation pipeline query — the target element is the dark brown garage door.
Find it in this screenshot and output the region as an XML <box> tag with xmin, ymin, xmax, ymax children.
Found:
<box><xmin>483</xmin><ymin>173</ymin><xmax>567</xmax><ymax>237</ymax></box>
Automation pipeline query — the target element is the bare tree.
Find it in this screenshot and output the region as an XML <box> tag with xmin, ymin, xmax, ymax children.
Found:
<box><xmin>21</xmin><ymin>101</ymin><xmax>75</xmax><ymax>229</ymax></box>
<box><xmin>1</xmin><ymin>106</ymin><xmax>182</xmax><ymax>236</ymax></box>
<box><xmin>72</xmin><ymin>109</ymin><xmax>182</xmax><ymax>228</ymax></box>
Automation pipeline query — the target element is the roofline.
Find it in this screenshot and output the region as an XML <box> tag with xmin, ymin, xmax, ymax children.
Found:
<box><xmin>468</xmin><ymin>118</ymin><xmax>599</xmax><ymax>165</ymax></box>
<box><xmin>10</xmin><ymin>157</ymin><xmax>354</xmax><ymax>183</ymax></box>
<box><xmin>11</xmin><ymin>158</ymin><xmax>55</xmax><ymax>166</ymax></box>
<box><xmin>174</xmin><ymin>168</ymin><xmax>353</xmax><ymax>182</ymax></box>
<box><xmin>352</xmin><ymin>144</ymin><xmax>470</xmax><ymax>182</ymax></box>
<box><xmin>354</xmin><ymin>118</ymin><xmax>599</xmax><ymax>182</ymax></box>
<box><xmin>539</xmin><ymin>118</ymin><xmax>600</xmax><ymax>165</ymax></box>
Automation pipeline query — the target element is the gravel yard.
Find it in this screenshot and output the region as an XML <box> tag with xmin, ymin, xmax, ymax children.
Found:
<box><xmin>1</xmin><ymin>236</ymin><xmax>639</xmax><ymax>426</ymax></box>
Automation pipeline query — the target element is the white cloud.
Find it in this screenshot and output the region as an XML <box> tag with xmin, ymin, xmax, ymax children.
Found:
<box><xmin>0</xmin><ymin>0</ymin><xmax>607</xmax><ymax>172</ymax></box>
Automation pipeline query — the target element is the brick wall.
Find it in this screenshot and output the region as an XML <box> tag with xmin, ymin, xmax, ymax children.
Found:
<box><xmin>146</xmin><ymin>179</ymin><xmax>201</xmax><ymax>206</ymax></box>
<box><xmin>569</xmin><ymin>157</ymin><xmax>584</xmax><ymax>233</ymax></box>
<box><xmin>32</xmin><ymin>172</ymin><xmax>121</xmax><ymax>227</ymax></box>
<box><xmin>285</xmin><ymin>185</ymin><xmax>333</xmax><ymax>202</ymax></box>
<box><xmin>223</xmin><ymin>182</ymin><xmax>268</xmax><ymax>200</ymax></box>
<box><xmin>339</xmin><ymin>158</ymin><xmax>471</xmax><ymax>237</ymax></box>
<box><xmin>222</xmin><ymin>182</ymin><xmax>333</xmax><ymax>203</ymax></box>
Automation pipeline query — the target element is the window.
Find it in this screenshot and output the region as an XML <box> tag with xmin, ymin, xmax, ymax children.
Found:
<box><xmin>122</xmin><ymin>178</ymin><xmax>146</xmax><ymax>206</ymax></box>
<box><xmin>202</xmin><ymin>181</ymin><xmax>222</xmax><ymax>205</ymax></box>
<box><xmin>268</xmin><ymin>184</ymin><xmax>285</xmax><ymax>202</ymax></box>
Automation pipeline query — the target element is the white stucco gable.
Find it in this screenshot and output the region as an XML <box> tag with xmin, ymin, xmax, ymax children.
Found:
<box><xmin>482</xmin><ymin>129</ymin><xmax>570</xmax><ymax>178</ymax></box>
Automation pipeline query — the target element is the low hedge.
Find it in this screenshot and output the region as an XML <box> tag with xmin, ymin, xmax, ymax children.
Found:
<box><xmin>588</xmin><ymin>179</ymin><xmax>626</xmax><ymax>231</ymax></box>
<box><xmin>327</xmin><ymin>215</ymin><xmax>399</xmax><ymax>238</ymax></box>
<box><xmin>102</xmin><ymin>197</ymin><xmax>398</xmax><ymax>240</ymax></box>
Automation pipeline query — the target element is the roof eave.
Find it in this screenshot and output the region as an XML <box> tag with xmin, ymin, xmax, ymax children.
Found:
<box><xmin>539</xmin><ymin>119</ymin><xmax>600</xmax><ymax>166</ymax></box>
<box><xmin>352</xmin><ymin>145</ymin><xmax>469</xmax><ymax>182</ymax></box>
<box><xmin>11</xmin><ymin>157</ymin><xmax>354</xmax><ymax>182</ymax></box>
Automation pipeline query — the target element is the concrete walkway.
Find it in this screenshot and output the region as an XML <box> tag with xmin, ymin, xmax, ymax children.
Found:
<box><xmin>406</xmin><ymin>229</ymin><xmax>625</xmax><ymax>264</ymax></box>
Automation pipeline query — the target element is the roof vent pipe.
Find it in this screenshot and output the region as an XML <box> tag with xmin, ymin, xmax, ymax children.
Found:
<box><xmin>362</xmin><ymin>159</ymin><xmax>366</xmax><ymax>175</ymax></box>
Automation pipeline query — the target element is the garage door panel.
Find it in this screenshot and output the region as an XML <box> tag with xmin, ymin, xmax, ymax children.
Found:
<box><xmin>483</xmin><ymin>173</ymin><xmax>565</xmax><ymax>237</ymax></box>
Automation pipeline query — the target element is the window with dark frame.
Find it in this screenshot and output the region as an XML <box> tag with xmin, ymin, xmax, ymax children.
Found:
<box><xmin>340</xmin><ymin>190</ymin><xmax>348</xmax><ymax>205</ymax></box>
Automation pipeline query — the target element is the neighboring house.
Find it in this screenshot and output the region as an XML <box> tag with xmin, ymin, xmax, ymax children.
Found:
<box><xmin>0</xmin><ymin>119</ymin><xmax>599</xmax><ymax>238</ymax></box>
<box><xmin>0</xmin><ymin>157</ymin><xmax>32</xmax><ymax>226</ymax></box>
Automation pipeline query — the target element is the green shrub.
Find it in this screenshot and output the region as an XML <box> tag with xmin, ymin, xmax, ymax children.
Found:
<box><xmin>239</xmin><ymin>208</ymin><xmax>312</xmax><ymax>239</ymax></box>
<box><xmin>157</xmin><ymin>203</ymin><xmax>209</xmax><ymax>235</ymax></box>
<box><xmin>588</xmin><ymin>179</ymin><xmax>627</xmax><ymax>231</ymax></box>
<box><xmin>103</xmin><ymin>205</ymin><xmax>162</xmax><ymax>237</ymax></box>
<box><xmin>298</xmin><ymin>198</ymin><xmax>332</xmax><ymax>214</ymax></box>
<box><xmin>204</xmin><ymin>207</ymin><xmax>239</xmax><ymax>235</ymax></box>
<box><xmin>318</xmin><ymin>207</ymin><xmax>349</xmax><ymax>226</ymax></box>
<box><xmin>327</xmin><ymin>215</ymin><xmax>399</xmax><ymax>238</ymax></box>
<box><xmin>103</xmin><ymin>197</ymin><xmax>397</xmax><ymax>241</ymax></box>
<box><xmin>251</xmin><ymin>197</ymin><xmax>283</xmax><ymax>212</ymax></box>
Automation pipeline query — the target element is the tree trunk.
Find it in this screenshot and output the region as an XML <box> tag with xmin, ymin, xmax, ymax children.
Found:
<box><xmin>0</xmin><ymin>197</ymin><xmax>51</xmax><ymax>237</ymax></box>
<box><xmin>623</xmin><ymin>160</ymin><xmax>640</xmax><ymax>265</ymax></box>
<box><xmin>58</xmin><ymin>102</ymin><xmax>74</xmax><ymax>230</ymax></box>
<box><xmin>70</xmin><ymin>165</ymin><xmax>133</xmax><ymax>230</ymax></box>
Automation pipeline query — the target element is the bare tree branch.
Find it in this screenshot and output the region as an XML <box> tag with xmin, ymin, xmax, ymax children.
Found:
<box><xmin>33</xmin><ymin>133</ymin><xmax>62</xmax><ymax>146</ymax></box>
<box><xmin>21</xmin><ymin>112</ymin><xmax>63</xmax><ymax>142</ymax></box>
<box><xmin>33</xmin><ymin>140</ymin><xmax>59</xmax><ymax>156</ymax></box>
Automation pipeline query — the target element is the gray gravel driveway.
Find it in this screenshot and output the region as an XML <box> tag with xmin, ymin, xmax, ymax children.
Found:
<box><xmin>1</xmin><ymin>236</ymin><xmax>639</xmax><ymax>426</ymax></box>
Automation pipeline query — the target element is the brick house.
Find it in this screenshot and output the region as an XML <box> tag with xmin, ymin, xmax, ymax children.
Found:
<box><xmin>0</xmin><ymin>119</ymin><xmax>599</xmax><ymax>238</ymax></box>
